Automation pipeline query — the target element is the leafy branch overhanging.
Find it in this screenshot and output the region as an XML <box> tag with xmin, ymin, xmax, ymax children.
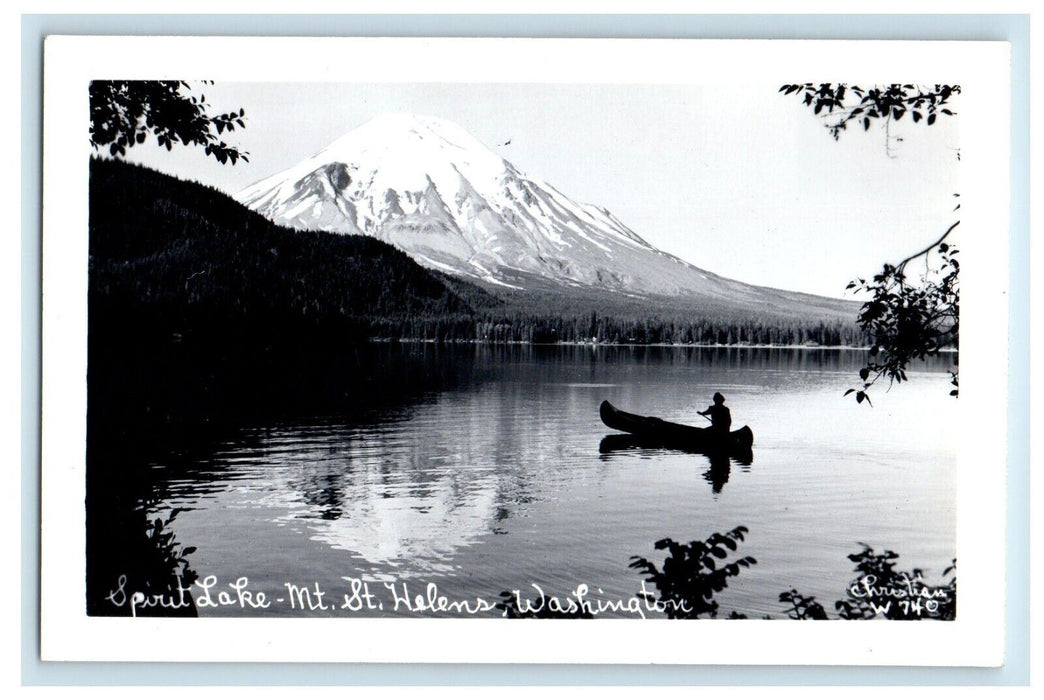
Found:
<box><xmin>90</xmin><ymin>80</ymin><xmax>249</xmax><ymax>165</ymax></box>
<box><xmin>779</xmin><ymin>83</ymin><xmax>960</xmax><ymax>402</ymax></box>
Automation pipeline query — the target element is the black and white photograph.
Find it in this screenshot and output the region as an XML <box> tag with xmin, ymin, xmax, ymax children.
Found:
<box><xmin>39</xmin><ymin>36</ymin><xmax>1011</xmax><ymax>665</ymax></box>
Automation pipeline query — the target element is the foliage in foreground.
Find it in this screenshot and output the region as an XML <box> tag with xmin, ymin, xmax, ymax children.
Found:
<box><xmin>845</xmin><ymin>226</ymin><xmax>959</xmax><ymax>404</ymax></box>
<box><xmin>781</xmin><ymin>546</ymin><xmax>956</xmax><ymax>621</ymax></box>
<box><xmin>87</xmin><ymin>503</ymin><xmax>199</xmax><ymax>617</ymax></box>
<box><xmin>90</xmin><ymin>80</ymin><xmax>248</xmax><ymax>165</ymax></box>
<box><xmin>499</xmin><ymin>526</ymin><xmax>956</xmax><ymax>621</ymax></box>
<box><xmin>628</xmin><ymin>527</ymin><xmax>758</xmax><ymax>619</ymax></box>
<box><xmin>778</xmin><ymin>83</ymin><xmax>960</xmax><ymax>141</ymax></box>
<box><xmin>780</xmin><ymin>83</ymin><xmax>961</xmax><ymax>403</ymax></box>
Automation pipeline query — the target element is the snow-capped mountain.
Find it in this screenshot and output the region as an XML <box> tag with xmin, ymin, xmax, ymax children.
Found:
<box><xmin>236</xmin><ymin>114</ymin><xmax>831</xmax><ymax>308</ymax></box>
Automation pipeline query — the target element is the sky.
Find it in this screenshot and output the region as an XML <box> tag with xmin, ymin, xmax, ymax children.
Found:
<box><xmin>121</xmin><ymin>82</ymin><xmax>961</xmax><ymax>299</ymax></box>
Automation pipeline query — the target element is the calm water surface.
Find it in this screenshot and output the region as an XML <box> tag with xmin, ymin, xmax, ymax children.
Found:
<box><xmin>144</xmin><ymin>345</ymin><xmax>956</xmax><ymax>618</ymax></box>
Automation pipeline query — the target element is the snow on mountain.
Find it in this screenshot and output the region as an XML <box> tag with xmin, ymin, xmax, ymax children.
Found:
<box><xmin>236</xmin><ymin>113</ymin><xmax>825</xmax><ymax>306</ymax></box>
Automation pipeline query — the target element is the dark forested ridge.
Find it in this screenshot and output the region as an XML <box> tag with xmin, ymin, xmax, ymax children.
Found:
<box><xmin>89</xmin><ymin>157</ymin><xmax>497</xmax><ymax>346</ymax></box>
<box><xmin>89</xmin><ymin>158</ymin><xmax>864</xmax><ymax>348</ymax></box>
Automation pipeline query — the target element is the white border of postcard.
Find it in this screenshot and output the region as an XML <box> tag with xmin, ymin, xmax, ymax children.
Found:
<box><xmin>41</xmin><ymin>36</ymin><xmax>1010</xmax><ymax>665</ymax></box>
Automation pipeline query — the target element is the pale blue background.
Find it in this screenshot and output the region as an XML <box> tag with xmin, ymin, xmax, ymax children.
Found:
<box><xmin>21</xmin><ymin>13</ymin><xmax>1030</xmax><ymax>686</ymax></box>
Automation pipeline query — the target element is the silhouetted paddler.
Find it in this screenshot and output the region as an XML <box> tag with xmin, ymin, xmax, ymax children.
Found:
<box><xmin>698</xmin><ymin>392</ymin><xmax>732</xmax><ymax>434</ymax></box>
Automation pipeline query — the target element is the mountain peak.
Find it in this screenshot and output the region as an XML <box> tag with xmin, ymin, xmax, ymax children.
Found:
<box><xmin>349</xmin><ymin>112</ymin><xmax>486</xmax><ymax>146</ymax></box>
<box><xmin>237</xmin><ymin>115</ymin><xmax>714</xmax><ymax>295</ymax></box>
<box><xmin>313</xmin><ymin>113</ymin><xmax>504</xmax><ymax>174</ymax></box>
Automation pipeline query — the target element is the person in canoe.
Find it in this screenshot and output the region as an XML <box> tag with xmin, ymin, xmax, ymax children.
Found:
<box><xmin>698</xmin><ymin>392</ymin><xmax>732</xmax><ymax>435</ymax></box>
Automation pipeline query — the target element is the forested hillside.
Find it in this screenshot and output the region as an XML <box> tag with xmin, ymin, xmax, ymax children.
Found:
<box><xmin>89</xmin><ymin>158</ymin><xmax>864</xmax><ymax>347</ymax></box>
<box><xmin>90</xmin><ymin>158</ymin><xmax>497</xmax><ymax>346</ymax></box>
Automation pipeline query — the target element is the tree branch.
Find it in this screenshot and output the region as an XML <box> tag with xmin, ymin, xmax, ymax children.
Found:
<box><xmin>895</xmin><ymin>220</ymin><xmax>960</xmax><ymax>273</ymax></box>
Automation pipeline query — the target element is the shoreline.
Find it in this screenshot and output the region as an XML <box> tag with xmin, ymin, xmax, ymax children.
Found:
<box><xmin>369</xmin><ymin>339</ymin><xmax>959</xmax><ymax>353</ymax></box>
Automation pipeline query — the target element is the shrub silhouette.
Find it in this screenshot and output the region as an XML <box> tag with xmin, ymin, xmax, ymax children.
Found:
<box><xmin>628</xmin><ymin>526</ymin><xmax>757</xmax><ymax>619</ymax></box>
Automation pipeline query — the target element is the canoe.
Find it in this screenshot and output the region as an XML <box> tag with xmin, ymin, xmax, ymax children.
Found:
<box><xmin>599</xmin><ymin>400</ymin><xmax>754</xmax><ymax>453</ymax></box>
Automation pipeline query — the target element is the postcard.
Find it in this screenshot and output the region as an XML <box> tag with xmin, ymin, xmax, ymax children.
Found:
<box><xmin>40</xmin><ymin>36</ymin><xmax>1010</xmax><ymax>664</ymax></box>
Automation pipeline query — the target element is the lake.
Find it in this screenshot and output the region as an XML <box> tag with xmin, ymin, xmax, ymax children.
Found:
<box><xmin>134</xmin><ymin>344</ymin><xmax>956</xmax><ymax>619</ymax></box>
